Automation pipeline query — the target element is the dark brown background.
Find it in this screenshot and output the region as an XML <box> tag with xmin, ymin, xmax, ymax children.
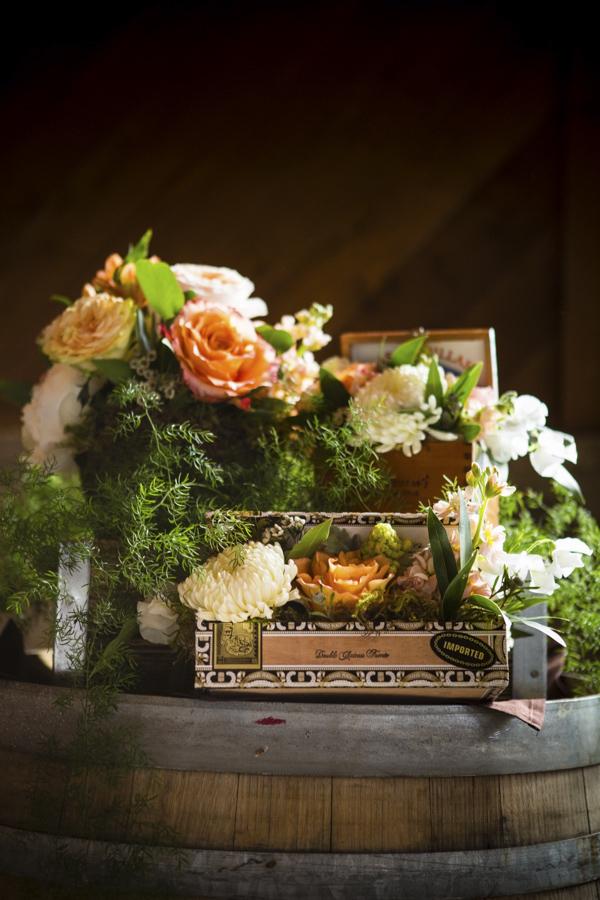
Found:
<box><xmin>1</xmin><ymin>0</ymin><xmax>598</xmax><ymax>503</ymax></box>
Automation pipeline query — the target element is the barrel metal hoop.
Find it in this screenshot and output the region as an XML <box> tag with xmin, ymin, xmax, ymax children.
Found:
<box><xmin>1</xmin><ymin>823</ymin><xmax>599</xmax><ymax>899</ymax></box>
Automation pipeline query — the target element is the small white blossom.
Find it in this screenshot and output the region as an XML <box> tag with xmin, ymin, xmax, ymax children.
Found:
<box><xmin>275</xmin><ymin>304</ymin><xmax>333</xmax><ymax>352</ymax></box>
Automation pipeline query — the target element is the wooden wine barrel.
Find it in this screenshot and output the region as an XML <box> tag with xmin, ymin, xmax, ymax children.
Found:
<box><xmin>1</xmin><ymin>681</ymin><xmax>600</xmax><ymax>899</ymax></box>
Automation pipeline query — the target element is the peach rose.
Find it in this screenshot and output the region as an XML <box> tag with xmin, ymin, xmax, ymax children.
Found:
<box><xmin>170</xmin><ymin>299</ymin><xmax>277</xmax><ymax>401</ymax></box>
<box><xmin>295</xmin><ymin>550</ymin><xmax>394</xmax><ymax>613</ymax></box>
<box><xmin>39</xmin><ymin>293</ymin><xmax>136</xmax><ymax>370</ymax></box>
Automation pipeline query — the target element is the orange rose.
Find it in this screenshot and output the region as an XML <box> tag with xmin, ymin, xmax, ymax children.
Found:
<box><xmin>295</xmin><ymin>550</ymin><xmax>394</xmax><ymax>613</ymax></box>
<box><xmin>170</xmin><ymin>299</ymin><xmax>277</xmax><ymax>401</ymax></box>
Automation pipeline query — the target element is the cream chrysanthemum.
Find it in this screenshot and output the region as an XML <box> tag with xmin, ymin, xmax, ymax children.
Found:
<box><xmin>354</xmin><ymin>363</ymin><xmax>433</xmax><ymax>411</ymax></box>
<box><xmin>177</xmin><ymin>542</ymin><xmax>299</xmax><ymax>623</ymax></box>
<box><xmin>352</xmin><ymin>363</ymin><xmax>448</xmax><ymax>455</ymax></box>
<box><xmin>359</xmin><ymin>407</ymin><xmax>440</xmax><ymax>455</ymax></box>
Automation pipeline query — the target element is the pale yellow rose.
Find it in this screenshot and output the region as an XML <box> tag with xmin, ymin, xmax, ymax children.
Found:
<box><xmin>295</xmin><ymin>550</ymin><xmax>394</xmax><ymax>613</ymax></box>
<box><xmin>39</xmin><ymin>293</ymin><xmax>136</xmax><ymax>370</ymax></box>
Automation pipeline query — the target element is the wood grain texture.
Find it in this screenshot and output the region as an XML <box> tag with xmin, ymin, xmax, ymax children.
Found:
<box><xmin>331</xmin><ymin>776</ymin><xmax>432</xmax><ymax>852</ymax></box>
<box><xmin>233</xmin><ymin>773</ymin><xmax>331</xmax><ymax>852</ymax></box>
<box><xmin>500</xmin><ymin>768</ymin><xmax>592</xmax><ymax>847</ymax></box>
<box><xmin>583</xmin><ymin>763</ymin><xmax>600</xmax><ymax>833</ymax></box>
<box><xmin>429</xmin><ymin>774</ymin><xmax>504</xmax><ymax>852</ymax></box>
<box><xmin>0</xmin><ymin>747</ymin><xmax>67</xmax><ymax>833</ymax></box>
<box><xmin>130</xmin><ymin>769</ymin><xmax>239</xmax><ymax>850</ymax></box>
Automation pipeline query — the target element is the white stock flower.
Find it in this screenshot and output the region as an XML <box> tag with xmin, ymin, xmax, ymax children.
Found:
<box><xmin>547</xmin><ymin>537</ymin><xmax>592</xmax><ymax>578</ymax></box>
<box><xmin>484</xmin><ymin>394</ymin><xmax>548</xmax><ymax>464</ymax></box>
<box><xmin>137</xmin><ymin>597</ymin><xmax>179</xmax><ymax>645</ymax></box>
<box><xmin>275</xmin><ymin>305</ymin><xmax>333</xmax><ymax>352</ymax></box>
<box><xmin>21</xmin><ymin>364</ymin><xmax>100</xmax><ymax>471</ymax></box>
<box><xmin>271</xmin><ymin>346</ymin><xmax>320</xmax><ymax>405</ymax></box>
<box><xmin>178</xmin><ymin>542</ymin><xmax>300</xmax><ymax>623</ymax></box>
<box><xmin>530</xmin><ymin>427</ymin><xmax>578</xmax><ymax>477</ymax></box>
<box><xmin>170</xmin><ymin>263</ymin><xmax>268</xmax><ymax>318</ymax></box>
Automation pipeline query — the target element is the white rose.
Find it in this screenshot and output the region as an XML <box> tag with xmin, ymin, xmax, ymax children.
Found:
<box><xmin>137</xmin><ymin>597</ymin><xmax>179</xmax><ymax>645</ymax></box>
<box><xmin>21</xmin><ymin>364</ymin><xmax>100</xmax><ymax>471</ymax></box>
<box><xmin>170</xmin><ymin>263</ymin><xmax>268</xmax><ymax>318</ymax></box>
<box><xmin>178</xmin><ymin>541</ymin><xmax>299</xmax><ymax>623</ymax></box>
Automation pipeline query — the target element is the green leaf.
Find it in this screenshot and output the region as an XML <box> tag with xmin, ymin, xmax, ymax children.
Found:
<box><xmin>319</xmin><ymin>366</ymin><xmax>352</xmax><ymax>409</ymax></box>
<box><xmin>440</xmin><ymin>549</ymin><xmax>477</xmax><ymax>621</ymax></box>
<box><xmin>427</xmin><ymin>507</ymin><xmax>458</xmax><ymax>599</ymax></box>
<box><xmin>467</xmin><ymin>593</ymin><xmax>504</xmax><ymax>619</ymax></box>
<box><xmin>425</xmin><ymin>358</ymin><xmax>444</xmax><ymax>406</ymax></box>
<box><xmin>184</xmin><ymin>290</ymin><xmax>197</xmax><ymax>302</ymax></box>
<box><xmin>550</xmin><ymin>466</ymin><xmax>585</xmax><ymax>503</ymax></box>
<box><xmin>458</xmin><ymin>487</ymin><xmax>473</xmax><ymax>569</ymax></box>
<box><xmin>388</xmin><ymin>335</ymin><xmax>428</xmax><ymax>368</ymax></box>
<box><xmin>0</xmin><ymin>379</ymin><xmax>33</xmax><ymax>407</ymax></box>
<box><xmin>135</xmin><ymin>309</ymin><xmax>153</xmax><ymax>355</ymax></box>
<box><xmin>458</xmin><ymin>421</ymin><xmax>481</xmax><ymax>442</ymax></box>
<box><xmin>288</xmin><ymin>519</ymin><xmax>333</xmax><ymax>560</ymax></box>
<box><xmin>512</xmin><ymin>616</ymin><xmax>566</xmax><ymax>648</ymax></box>
<box><xmin>255</xmin><ymin>325</ymin><xmax>295</xmax><ymax>355</ymax></box>
<box><xmin>135</xmin><ymin>259</ymin><xmax>185</xmax><ymax>320</ymax></box>
<box><xmin>157</xmin><ymin>337</ymin><xmax>181</xmax><ymax>375</ymax></box>
<box><xmin>89</xmin><ymin>617</ymin><xmax>140</xmax><ymax>680</ymax></box>
<box><xmin>445</xmin><ymin>362</ymin><xmax>483</xmax><ymax>407</ymax></box>
<box><xmin>50</xmin><ymin>294</ymin><xmax>73</xmax><ymax>307</ymax></box>
<box><xmin>124</xmin><ymin>228</ymin><xmax>153</xmax><ymax>263</ymax></box>
<box><xmin>92</xmin><ymin>358</ymin><xmax>133</xmax><ymax>384</ymax></box>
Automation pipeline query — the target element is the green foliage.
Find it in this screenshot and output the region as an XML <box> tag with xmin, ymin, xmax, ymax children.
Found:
<box><xmin>124</xmin><ymin>227</ymin><xmax>153</xmax><ymax>263</ymax></box>
<box><xmin>255</xmin><ymin>324</ymin><xmax>295</xmax><ymax>354</ymax></box>
<box><xmin>135</xmin><ymin>259</ymin><xmax>185</xmax><ymax>320</ymax></box>
<box><xmin>387</xmin><ymin>334</ymin><xmax>428</xmax><ymax>367</ymax></box>
<box><xmin>92</xmin><ymin>358</ymin><xmax>133</xmax><ymax>384</ymax></box>
<box><xmin>0</xmin><ymin>378</ymin><xmax>33</xmax><ymax>406</ymax></box>
<box><xmin>501</xmin><ymin>484</ymin><xmax>600</xmax><ymax>695</ymax></box>
<box><xmin>319</xmin><ymin>365</ymin><xmax>352</xmax><ymax>409</ymax></box>
<box><xmin>288</xmin><ymin>519</ymin><xmax>333</xmax><ymax>560</ymax></box>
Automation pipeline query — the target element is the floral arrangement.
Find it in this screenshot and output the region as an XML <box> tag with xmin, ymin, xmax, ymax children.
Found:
<box><xmin>5</xmin><ymin>229</ymin><xmax>579</xmax><ymax>505</ymax></box>
<box><xmin>159</xmin><ymin>464</ymin><xmax>589</xmax><ymax>648</ymax></box>
<box><xmin>0</xmin><ymin>231</ymin><xmax>588</xmax><ymax>686</ymax></box>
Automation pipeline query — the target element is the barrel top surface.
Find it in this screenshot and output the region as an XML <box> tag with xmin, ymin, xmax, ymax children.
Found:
<box><xmin>1</xmin><ymin>680</ymin><xmax>599</xmax><ymax>777</ymax></box>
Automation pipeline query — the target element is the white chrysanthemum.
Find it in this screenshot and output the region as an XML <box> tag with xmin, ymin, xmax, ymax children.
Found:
<box><xmin>360</xmin><ymin>407</ymin><xmax>440</xmax><ymax>455</ymax></box>
<box><xmin>178</xmin><ymin>542</ymin><xmax>300</xmax><ymax>623</ymax></box>
<box><xmin>354</xmin><ymin>363</ymin><xmax>439</xmax><ymax>412</ymax></box>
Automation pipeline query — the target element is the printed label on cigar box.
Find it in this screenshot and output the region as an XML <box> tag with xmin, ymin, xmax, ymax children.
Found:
<box><xmin>430</xmin><ymin>631</ymin><xmax>495</xmax><ymax>670</ymax></box>
<box><xmin>213</xmin><ymin>622</ymin><xmax>262</xmax><ymax>670</ymax></box>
